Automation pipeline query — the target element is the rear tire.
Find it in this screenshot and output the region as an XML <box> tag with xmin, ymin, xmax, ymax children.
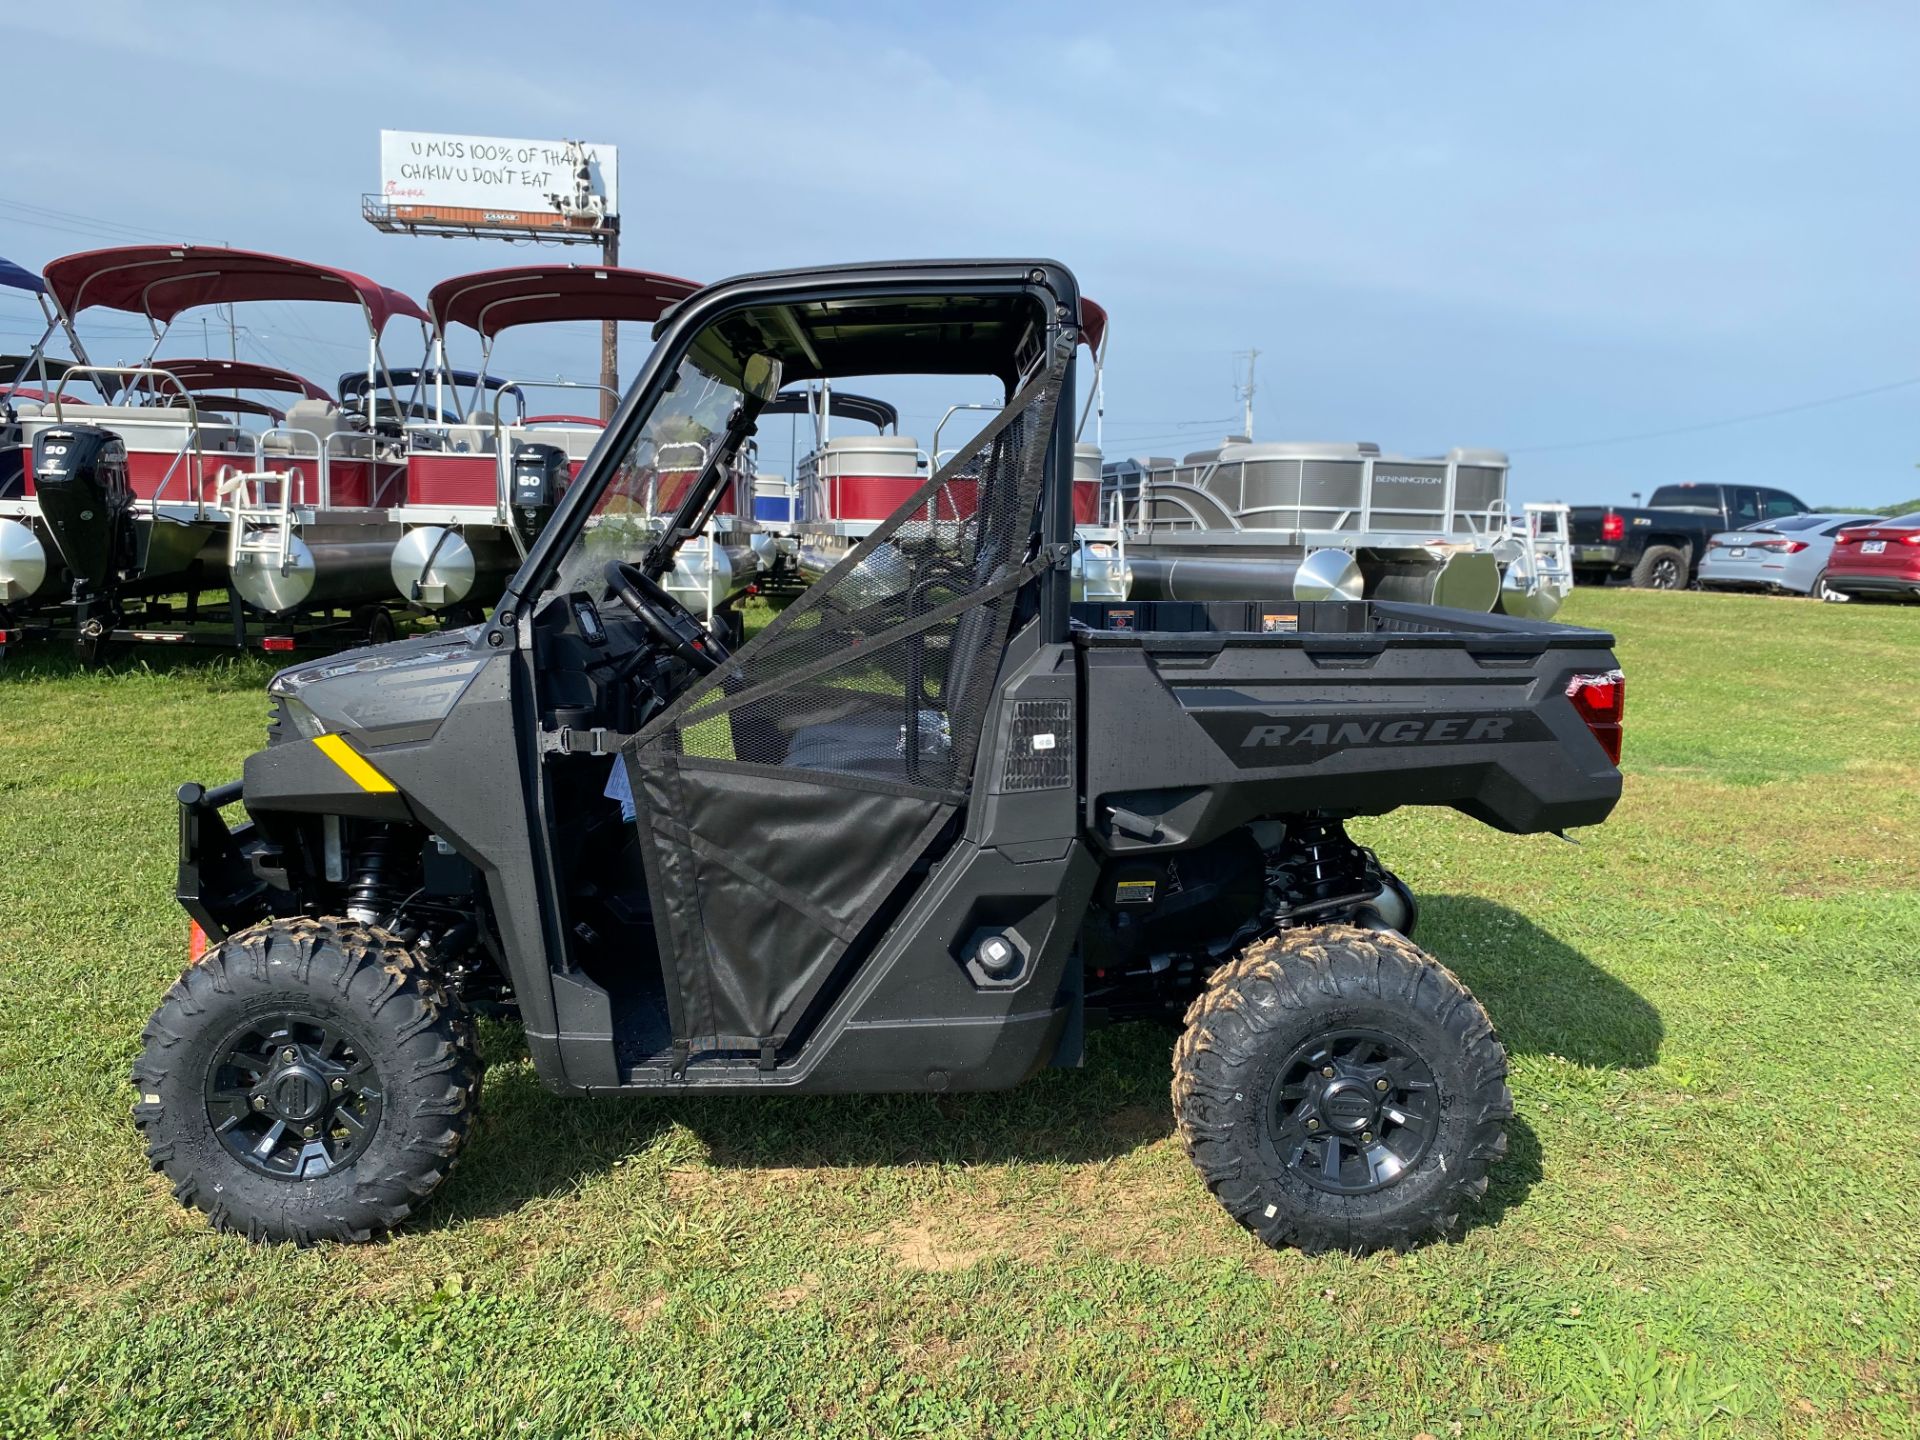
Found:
<box><xmin>1172</xmin><ymin>924</ymin><xmax>1510</xmax><ymax>1254</ymax></box>
<box><xmin>1812</xmin><ymin>571</ymin><xmax>1851</xmax><ymax>603</ymax></box>
<box><xmin>131</xmin><ymin>918</ymin><xmax>481</xmax><ymax>1245</ymax></box>
<box><xmin>1630</xmin><ymin>545</ymin><xmax>1688</xmax><ymax>590</ymax></box>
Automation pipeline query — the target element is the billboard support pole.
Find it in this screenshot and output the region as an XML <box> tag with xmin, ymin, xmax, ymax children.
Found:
<box><xmin>600</xmin><ymin>218</ymin><xmax>620</xmax><ymax>423</ymax></box>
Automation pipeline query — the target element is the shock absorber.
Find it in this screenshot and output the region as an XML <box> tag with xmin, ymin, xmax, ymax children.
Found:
<box><xmin>345</xmin><ymin>826</ymin><xmax>414</xmax><ymax>925</ymax></box>
<box><xmin>1269</xmin><ymin>815</ymin><xmax>1377</xmax><ymax>923</ymax></box>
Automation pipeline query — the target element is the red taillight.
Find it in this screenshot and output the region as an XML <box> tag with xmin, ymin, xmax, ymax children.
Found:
<box><xmin>1902</xmin><ymin>533</ymin><xmax>1920</xmax><ymax>548</ymax></box>
<box><xmin>261</xmin><ymin>635</ymin><xmax>295</xmax><ymax>653</ymax></box>
<box><xmin>1567</xmin><ymin>669</ymin><xmax>1625</xmax><ymax>765</ymax></box>
<box><xmin>1600</xmin><ymin>513</ymin><xmax>1625</xmax><ymax>543</ymax></box>
<box><xmin>1754</xmin><ymin>538</ymin><xmax>1809</xmax><ymax>554</ymax></box>
<box><xmin>188</xmin><ymin>920</ymin><xmax>210</xmax><ymax>964</ymax></box>
<box><xmin>1833</xmin><ymin>531</ymin><xmax>1862</xmax><ymax>547</ymax></box>
<box><xmin>0</xmin><ymin>628</ymin><xmax>15</xmax><ymax>645</ymax></box>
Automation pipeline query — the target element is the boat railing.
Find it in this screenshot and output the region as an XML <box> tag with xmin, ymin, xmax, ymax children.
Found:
<box><xmin>1128</xmin><ymin>454</ymin><xmax>1514</xmax><ymax>551</ymax></box>
<box><xmin>255</xmin><ymin>428</ymin><xmax>331</xmax><ymax>508</ymax></box>
<box><xmin>492</xmin><ymin>379</ymin><xmax>617</xmax><ymax>425</ymax></box>
<box><xmin>45</xmin><ymin>366</ymin><xmax>221</xmax><ymax>520</ymax></box>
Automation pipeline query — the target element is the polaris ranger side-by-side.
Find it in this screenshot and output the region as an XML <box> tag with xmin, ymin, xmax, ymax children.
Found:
<box><xmin>135</xmin><ymin>261</ymin><xmax>1626</xmax><ymax>1253</ymax></box>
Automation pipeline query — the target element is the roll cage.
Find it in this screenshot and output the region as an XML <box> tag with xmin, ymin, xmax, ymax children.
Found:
<box><xmin>493</xmin><ymin>259</ymin><xmax>1089</xmax><ymax>644</ymax></box>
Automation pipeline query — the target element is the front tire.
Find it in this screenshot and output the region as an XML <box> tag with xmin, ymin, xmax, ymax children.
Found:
<box><xmin>131</xmin><ymin>918</ymin><xmax>481</xmax><ymax>1245</ymax></box>
<box><xmin>1172</xmin><ymin>924</ymin><xmax>1510</xmax><ymax>1254</ymax></box>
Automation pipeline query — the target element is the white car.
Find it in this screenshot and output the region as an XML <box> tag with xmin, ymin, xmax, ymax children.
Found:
<box><xmin>1698</xmin><ymin>513</ymin><xmax>1877</xmax><ymax>601</ymax></box>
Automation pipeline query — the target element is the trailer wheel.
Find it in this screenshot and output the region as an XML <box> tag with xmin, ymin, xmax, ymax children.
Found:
<box><xmin>1172</xmin><ymin>924</ymin><xmax>1510</xmax><ymax>1254</ymax></box>
<box><xmin>1630</xmin><ymin>545</ymin><xmax>1687</xmax><ymax>590</ymax></box>
<box><xmin>131</xmin><ymin>918</ymin><xmax>481</xmax><ymax>1245</ymax></box>
<box><xmin>358</xmin><ymin>606</ymin><xmax>397</xmax><ymax>645</ymax></box>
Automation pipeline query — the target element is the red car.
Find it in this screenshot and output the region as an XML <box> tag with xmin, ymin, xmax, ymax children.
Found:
<box><xmin>1825</xmin><ymin>514</ymin><xmax>1920</xmax><ymax>600</ymax></box>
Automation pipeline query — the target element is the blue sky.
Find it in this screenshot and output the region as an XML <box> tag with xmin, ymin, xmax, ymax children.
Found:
<box><xmin>3</xmin><ymin>0</ymin><xmax>1915</xmax><ymax>505</ymax></box>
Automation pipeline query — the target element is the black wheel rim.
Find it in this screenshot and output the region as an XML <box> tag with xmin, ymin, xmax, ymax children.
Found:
<box><xmin>1653</xmin><ymin>558</ymin><xmax>1681</xmax><ymax>588</ymax></box>
<box><xmin>204</xmin><ymin>1013</ymin><xmax>384</xmax><ymax>1180</ymax></box>
<box><xmin>1267</xmin><ymin>1027</ymin><xmax>1438</xmax><ymax>1195</ymax></box>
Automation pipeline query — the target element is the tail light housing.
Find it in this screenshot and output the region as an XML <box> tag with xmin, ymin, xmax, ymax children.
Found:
<box><xmin>1753</xmin><ymin>538</ymin><xmax>1809</xmax><ymax>554</ymax></box>
<box><xmin>1600</xmin><ymin>513</ymin><xmax>1625</xmax><ymax>543</ymax></box>
<box><xmin>1567</xmin><ymin>669</ymin><xmax>1625</xmax><ymax>765</ymax></box>
<box><xmin>261</xmin><ymin>635</ymin><xmax>295</xmax><ymax>653</ymax></box>
<box><xmin>1903</xmin><ymin>533</ymin><xmax>1920</xmax><ymax>547</ymax></box>
<box><xmin>1832</xmin><ymin>530</ymin><xmax>1861</xmax><ymax>547</ymax></box>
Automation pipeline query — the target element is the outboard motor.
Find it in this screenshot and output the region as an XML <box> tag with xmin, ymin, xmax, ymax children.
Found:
<box><xmin>510</xmin><ymin>441</ymin><xmax>569</xmax><ymax>548</ymax></box>
<box><xmin>33</xmin><ymin>425</ymin><xmax>135</xmax><ymax>601</ymax></box>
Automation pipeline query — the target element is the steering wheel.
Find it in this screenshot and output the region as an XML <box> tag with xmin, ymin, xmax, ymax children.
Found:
<box><xmin>603</xmin><ymin>560</ymin><xmax>729</xmax><ymax>675</ymax></box>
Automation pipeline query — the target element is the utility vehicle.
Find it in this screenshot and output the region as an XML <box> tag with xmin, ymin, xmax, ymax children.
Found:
<box><xmin>135</xmin><ymin>260</ymin><xmax>1626</xmax><ymax>1253</ymax></box>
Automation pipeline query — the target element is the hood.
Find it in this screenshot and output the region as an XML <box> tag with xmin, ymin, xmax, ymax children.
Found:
<box><xmin>268</xmin><ymin>626</ymin><xmax>492</xmax><ymax>744</ymax></box>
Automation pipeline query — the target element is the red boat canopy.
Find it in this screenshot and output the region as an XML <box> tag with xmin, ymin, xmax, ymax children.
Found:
<box><xmin>42</xmin><ymin>245</ymin><xmax>430</xmax><ymax>333</ymax></box>
<box><xmin>428</xmin><ymin>264</ymin><xmax>701</xmax><ymax>340</ymax></box>
<box><xmin>1080</xmin><ymin>298</ymin><xmax>1107</xmax><ymax>355</ymax></box>
<box><xmin>135</xmin><ymin>358</ymin><xmax>330</xmax><ymax>400</ymax></box>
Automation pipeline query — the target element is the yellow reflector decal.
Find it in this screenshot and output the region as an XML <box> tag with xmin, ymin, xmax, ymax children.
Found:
<box><xmin>313</xmin><ymin>733</ymin><xmax>397</xmax><ymax>793</ymax></box>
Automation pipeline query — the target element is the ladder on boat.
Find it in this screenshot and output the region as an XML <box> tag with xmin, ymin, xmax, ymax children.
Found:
<box><xmin>1523</xmin><ymin>503</ymin><xmax>1574</xmax><ymax>597</ymax></box>
<box><xmin>219</xmin><ymin>464</ymin><xmax>304</xmax><ymax>590</ymax></box>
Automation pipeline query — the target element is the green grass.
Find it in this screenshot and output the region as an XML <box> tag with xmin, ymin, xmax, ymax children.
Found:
<box><xmin>3</xmin><ymin>589</ymin><xmax>1918</xmax><ymax>1438</ymax></box>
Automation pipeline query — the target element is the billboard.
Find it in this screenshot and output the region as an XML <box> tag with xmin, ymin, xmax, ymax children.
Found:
<box><xmin>376</xmin><ymin>130</ymin><xmax>618</xmax><ymax>229</ymax></box>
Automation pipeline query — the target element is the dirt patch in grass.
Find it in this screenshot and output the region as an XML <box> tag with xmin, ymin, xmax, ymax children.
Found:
<box><xmin>856</xmin><ymin>1167</ymin><xmax>1291</xmax><ymax>1274</ymax></box>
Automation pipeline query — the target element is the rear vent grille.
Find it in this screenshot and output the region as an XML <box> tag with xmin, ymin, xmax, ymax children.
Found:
<box><xmin>999</xmin><ymin>698</ymin><xmax>1073</xmax><ymax>793</ymax></box>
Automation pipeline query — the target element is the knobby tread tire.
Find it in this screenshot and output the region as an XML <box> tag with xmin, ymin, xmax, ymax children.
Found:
<box><xmin>1171</xmin><ymin>923</ymin><xmax>1511</xmax><ymax>1255</ymax></box>
<box><xmin>131</xmin><ymin>917</ymin><xmax>481</xmax><ymax>1246</ymax></box>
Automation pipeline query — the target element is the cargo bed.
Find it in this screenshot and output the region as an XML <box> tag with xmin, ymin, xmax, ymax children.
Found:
<box><xmin>1069</xmin><ymin>600</ymin><xmax>1623</xmax><ymax>844</ymax></box>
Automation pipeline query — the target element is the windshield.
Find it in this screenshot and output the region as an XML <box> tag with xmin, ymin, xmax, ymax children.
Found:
<box><xmin>547</xmin><ymin>349</ymin><xmax>745</xmax><ymax>597</ymax></box>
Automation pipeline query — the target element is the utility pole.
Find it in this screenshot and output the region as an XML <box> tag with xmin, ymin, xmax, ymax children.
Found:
<box><xmin>599</xmin><ymin>218</ymin><xmax>620</xmax><ymax>423</ymax></box>
<box><xmin>1235</xmin><ymin>347</ymin><xmax>1260</xmax><ymax>441</ymax></box>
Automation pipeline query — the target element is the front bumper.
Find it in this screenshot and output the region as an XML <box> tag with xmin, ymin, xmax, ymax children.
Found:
<box><xmin>177</xmin><ymin>779</ymin><xmax>276</xmax><ymax>941</ymax></box>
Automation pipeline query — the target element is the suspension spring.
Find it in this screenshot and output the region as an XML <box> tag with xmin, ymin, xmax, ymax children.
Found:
<box><xmin>345</xmin><ymin>826</ymin><xmax>414</xmax><ymax>925</ymax></box>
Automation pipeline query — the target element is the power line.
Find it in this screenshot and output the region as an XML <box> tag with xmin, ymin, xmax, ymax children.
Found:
<box><xmin>1511</xmin><ymin>377</ymin><xmax>1920</xmax><ymax>454</ymax></box>
<box><xmin>0</xmin><ymin>197</ymin><xmax>228</xmax><ymax>247</ymax></box>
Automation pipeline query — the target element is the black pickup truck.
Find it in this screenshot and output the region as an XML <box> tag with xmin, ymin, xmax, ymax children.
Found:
<box><xmin>1571</xmin><ymin>482</ymin><xmax>1810</xmax><ymax>588</ymax></box>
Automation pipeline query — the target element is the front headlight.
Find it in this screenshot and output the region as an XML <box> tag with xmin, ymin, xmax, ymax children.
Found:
<box><xmin>270</xmin><ymin>694</ymin><xmax>325</xmax><ymax>742</ymax></box>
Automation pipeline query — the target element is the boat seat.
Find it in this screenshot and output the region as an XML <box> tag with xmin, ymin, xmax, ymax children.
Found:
<box><xmin>441</xmin><ymin>422</ymin><xmax>497</xmax><ymax>455</ymax></box>
<box><xmin>264</xmin><ymin>399</ymin><xmax>347</xmax><ymax>455</ymax></box>
<box><xmin>18</xmin><ymin>405</ymin><xmax>242</xmax><ymax>453</ymax></box>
